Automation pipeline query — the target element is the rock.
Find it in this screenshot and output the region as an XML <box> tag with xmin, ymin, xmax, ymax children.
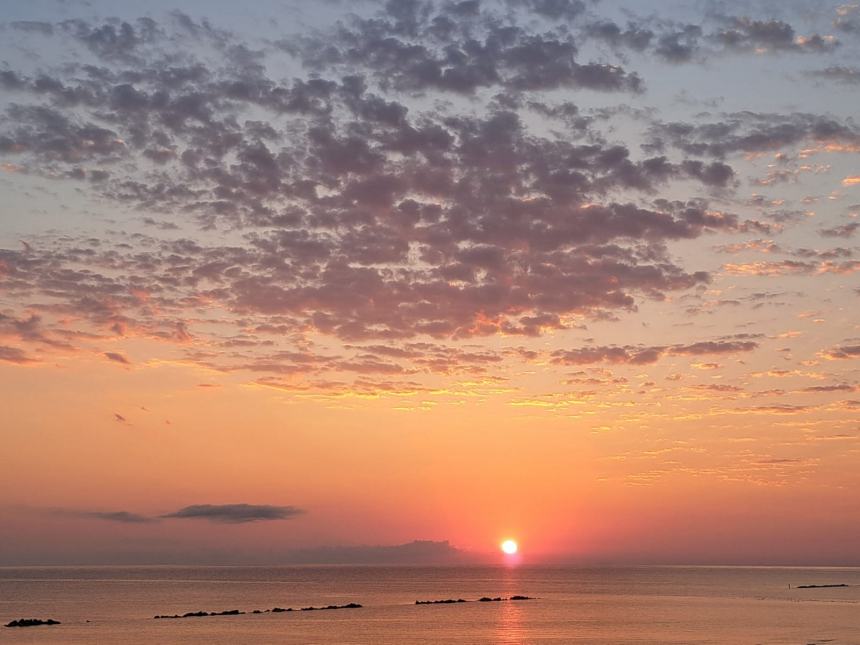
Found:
<box><xmin>796</xmin><ymin>584</ymin><xmax>849</xmax><ymax>589</ymax></box>
<box><xmin>301</xmin><ymin>603</ymin><xmax>362</xmax><ymax>611</ymax></box>
<box><xmin>154</xmin><ymin>609</ymin><xmax>244</xmax><ymax>619</ymax></box>
<box><xmin>416</xmin><ymin>598</ymin><xmax>467</xmax><ymax>604</ymax></box>
<box><xmin>153</xmin><ymin>603</ymin><xmax>358</xmax><ymax>619</ymax></box>
<box><xmin>510</xmin><ymin>595</ymin><xmax>534</xmax><ymax>600</ymax></box>
<box><xmin>5</xmin><ymin>618</ymin><xmax>61</xmax><ymax>628</ymax></box>
<box><xmin>478</xmin><ymin>596</ymin><xmax>503</xmax><ymax>602</ymax></box>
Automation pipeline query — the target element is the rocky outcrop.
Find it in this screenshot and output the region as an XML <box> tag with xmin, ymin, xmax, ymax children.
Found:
<box><xmin>300</xmin><ymin>603</ymin><xmax>362</xmax><ymax>611</ymax></box>
<box><xmin>416</xmin><ymin>595</ymin><xmax>535</xmax><ymax>605</ymax></box>
<box><xmin>153</xmin><ymin>603</ymin><xmax>362</xmax><ymax>619</ymax></box>
<box><xmin>5</xmin><ymin>618</ymin><xmax>61</xmax><ymax>627</ymax></box>
<box><xmin>154</xmin><ymin>610</ymin><xmax>244</xmax><ymax>619</ymax></box>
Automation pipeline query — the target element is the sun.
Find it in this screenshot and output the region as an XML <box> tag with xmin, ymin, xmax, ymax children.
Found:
<box><xmin>500</xmin><ymin>539</ymin><xmax>518</xmax><ymax>555</ymax></box>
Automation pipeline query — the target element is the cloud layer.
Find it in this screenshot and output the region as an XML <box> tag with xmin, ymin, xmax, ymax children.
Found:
<box><xmin>161</xmin><ymin>504</ymin><xmax>305</xmax><ymax>523</ymax></box>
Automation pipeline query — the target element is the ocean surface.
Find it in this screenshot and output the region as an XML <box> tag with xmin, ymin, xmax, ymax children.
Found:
<box><xmin>2</xmin><ymin>565</ymin><xmax>860</xmax><ymax>643</ymax></box>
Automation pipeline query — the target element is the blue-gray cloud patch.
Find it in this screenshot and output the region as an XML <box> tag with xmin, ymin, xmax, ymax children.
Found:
<box><xmin>162</xmin><ymin>504</ymin><xmax>305</xmax><ymax>523</ymax></box>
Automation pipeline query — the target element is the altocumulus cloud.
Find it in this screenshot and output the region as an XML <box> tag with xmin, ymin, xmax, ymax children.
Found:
<box><xmin>0</xmin><ymin>1</ymin><xmax>856</xmax><ymax>391</ymax></box>
<box><xmin>162</xmin><ymin>504</ymin><xmax>305</xmax><ymax>524</ymax></box>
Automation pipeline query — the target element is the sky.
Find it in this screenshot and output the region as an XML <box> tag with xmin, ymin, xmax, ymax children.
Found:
<box><xmin>0</xmin><ymin>0</ymin><xmax>858</xmax><ymax>566</ymax></box>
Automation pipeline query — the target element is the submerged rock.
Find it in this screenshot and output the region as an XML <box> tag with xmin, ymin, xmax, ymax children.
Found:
<box><xmin>5</xmin><ymin>618</ymin><xmax>61</xmax><ymax>627</ymax></box>
<box><xmin>478</xmin><ymin>597</ymin><xmax>503</xmax><ymax>602</ymax></box>
<box><xmin>415</xmin><ymin>598</ymin><xmax>467</xmax><ymax>604</ymax></box>
<box><xmin>510</xmin><ymin>595</ymin><xmax>534</xmax><ymax>600</ymax></box>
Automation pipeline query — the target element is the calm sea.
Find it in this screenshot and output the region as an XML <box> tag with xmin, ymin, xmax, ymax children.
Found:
<box><xmin>2</xmin><ymin>565</ymin><xmax>859</xmax><ymax>643</ymax></box>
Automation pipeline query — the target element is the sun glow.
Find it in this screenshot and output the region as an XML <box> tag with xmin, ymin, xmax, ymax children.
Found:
<box><xmin>501</xmin><ymin>539</ymin><xmax>518</xmax><ymax>555</ymax></box>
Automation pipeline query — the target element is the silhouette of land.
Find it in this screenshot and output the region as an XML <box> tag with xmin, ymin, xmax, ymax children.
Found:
<box><xmin>5</xmin><ymin>618</ymin><xmax>61</xmax><ymax>627</ymax></box>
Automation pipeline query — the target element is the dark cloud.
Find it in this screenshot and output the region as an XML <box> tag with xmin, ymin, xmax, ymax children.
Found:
<box><xmin>44</xmin><ymin>508</ymin><xmax>154</xmax><ymax>523</ymax></box>
<box><xmin>551</xmin><ymin>339</ymin><xmax>758</xmax><ymax>365</ymax></box>
<box><xmin>9</xmin><ymin>21</ymin><xmax>54</xmax><ymax>35</ymax></box>
<box><xmin>646</xmin><ymin>112</ymin><xmax>860</xmax><ymax>158</ymax></box>
<box><xmin>654</xmin><ymin>25</ymin><xmax>703</xmax><ymax>62</ymax></box>
<box><xmin>507</xmin><ymin>0</ymin><xmax>587</xmax><ymax>20</ymax></box>
<box><xmin>580</xmin><ymin>12</ymin><xmax>839</xmax><ymax>63</ymax></box>
<box><xmin>834</xmin><ymin>5</ymin><xmax>860</xmax><ymax>34</ymax></box>
<box><xmin>712</xmin><ymin>16</ymin><xmax>839</xmax><ymax>54</ymax></box>
<box><xmin>0</xmin><ymin>5</ymin><xmax>851</xmax><ymax>381</ymax></box>
<box><xmin>819</xmin><ymin>222</ymin><xmax>859</xmax><ymax>238</ymax></box>
<box><xmin>586</xmin><ymin>20</ymin><xmax>653</xmax><ymax>51</ymax></box>
<box><xmin>0</xmin><ymin>34</ymin><xmax>742</xmax><ymax>346</ymax></box>
<box><xmin>85</xmin><ymin>510</ymin><xmax>153</xmax><ymax>523</ymax></box>
<box><xmin>59</xmin><ymin>17</ymin><xmax>162</xmax><ymax>63</ymax></box>
<box><xmin>806</xmin><ymin>66</ymin><xmax>860</xmax><ymax>85</ymax></box>
<box><xmin>279</xmin><ymin>2</ymin><xmax>642</xmax><ymax>95</ymax></box>
<box><xmin>162</xmin><ymin>504</ymin><xmax>305</xmax><ymax>523</ymax></box>
<box><xmin>822</xmin><ymin>345</ymin><xmax>860</xmax><ymax>360</ymax></box>
<box><xmin>802</xmin><ymin>384</ymin><xmax>858</xmax><ymax>393</ymax></box>
<box><xmin>0</xmin><ymin>345</ymin><xmax>37</xmax><ymax>364</ymax></box>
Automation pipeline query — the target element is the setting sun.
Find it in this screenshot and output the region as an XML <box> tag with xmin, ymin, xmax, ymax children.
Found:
<box><xmin>501</xmin><ymin>539</ymin><xmax>519</xmax><ymax>555</ymax></box>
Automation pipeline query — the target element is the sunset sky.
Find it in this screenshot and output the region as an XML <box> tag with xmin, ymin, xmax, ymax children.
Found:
<box><xmin>1</xmin><ymin>0</ymin><xmax>859</xmax><ymax>566</ymax></box>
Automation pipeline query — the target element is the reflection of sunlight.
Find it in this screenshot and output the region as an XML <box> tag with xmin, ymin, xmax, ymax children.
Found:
<box><xmin>495</xmin><ymin>599</ymin><xmax>525</xmax><ymax>645</ymax></box>
<box><xmin>495</xmin><ymin>566</ymin><xmax>526</xmax><ymax>644</ymax></box>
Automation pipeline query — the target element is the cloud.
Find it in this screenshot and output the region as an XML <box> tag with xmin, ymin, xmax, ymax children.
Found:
<box><xmin>802</xmin><ymin>384</ymin><xmax>858</xmax><ymax>392</ymax></box>
<box><xmin>723</xmin><ymin>260</ymin><xmax>860</xmax><ymax>276</ymax></box>
<box><xmin>834</xmin><ymin>4</ymin><xmax>860</xmax><ymax>33</ymax></box>
<box><xmin>162</xmin><ymin>504</ymin><xmax>304</xmax><ymax>523</ymax></box>
<box><xmin>819</xmin><ymin>222</ymin><xmax>859</xmax><ymax>238</ymax></box>
<box><xmin>113</xmin><ymin>413</ymin><xmax>127</xmax><ymax>423</ymax></box>
<box><xmin>0</xmin><ymin>3</ymin><xmax>855</xmax><ymax>390</ymax></box>
<box><xmin>843</xmin><ymin>176</ymin><xmax>860</xmax><ymax>186</ymax></box>
<box><xmin>43</xmin><ymin>508</ymin><xmax>155</xmax><ymax>523</ymax></box>
<box><xmin>581</xmin><ymin>13</ymin><xmax>841</xmax><ymax>63</ymax></box>
<box><xmin>551</xmin><ymin>339</ymin><xmax>757</xmax><ymax>365</ymax></box>
<box><xmin>85</xmin><ymin>510</ymin><xmax>153</xmax><ymax>523</ymax></box>
<box><xmin>807</xmin><ymin>66</ymin><xmax>860</xmax><ymax>85</ymax></box>
<box><xmin>0</xmin><ymin>345</ymin><xmax>37</xmax><ymax>364</ymax></box>
<box><xmin>821</xmin><ymin>345</ymin><xmax>860</xmax><ymax>360</ymax></box>
<box><xmin>647</xmin><ymin>112</ymin><xmax>860</xmax><ymax>158</ymax></box>
<box><xmin>711</xmin><ymin>16</ymin><xmax>839</xmax><ymax>54</ymax></box>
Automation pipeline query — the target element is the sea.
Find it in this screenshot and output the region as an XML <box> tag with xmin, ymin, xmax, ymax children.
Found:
<box><xmin>2</xmin><ymin>565</ymin><xmax>859</xmax><ymax>643</ymax></box>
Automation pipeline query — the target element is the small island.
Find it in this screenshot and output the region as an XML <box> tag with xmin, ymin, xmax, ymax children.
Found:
<box><xmin>5</xmin><ymin>618</ymin><xmax>61</xmax><ymax>628</ymax></box>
